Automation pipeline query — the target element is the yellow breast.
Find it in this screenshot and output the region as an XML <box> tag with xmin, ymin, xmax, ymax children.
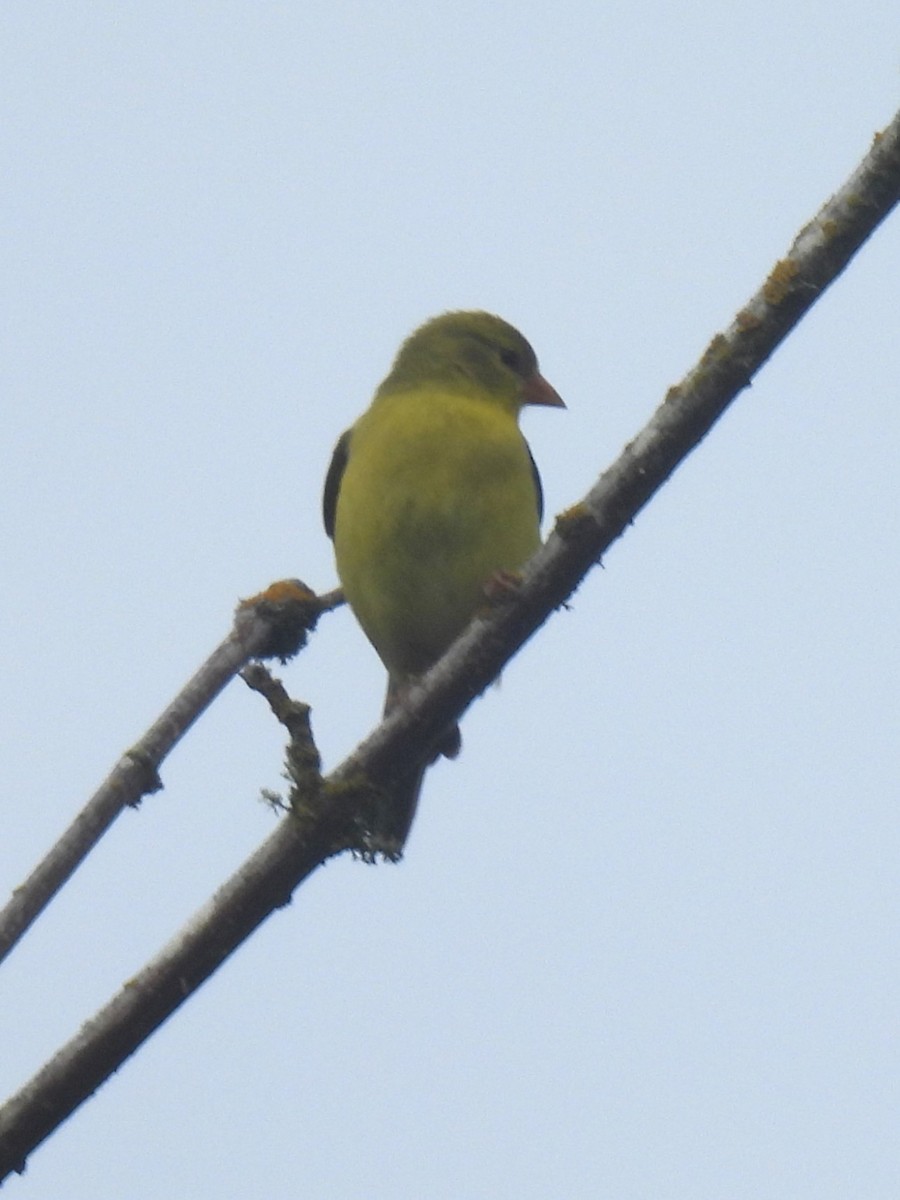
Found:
<box><xmin>334</xmin><ymin>388</ymin><xmax>541</xmax><ymax>678</ymax></box>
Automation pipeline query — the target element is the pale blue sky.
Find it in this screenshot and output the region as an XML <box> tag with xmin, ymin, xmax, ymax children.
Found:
<box><xmin>2</xmin><ymin>3</ymin><xmax>900</xmax><ymax>1197</ymax></box>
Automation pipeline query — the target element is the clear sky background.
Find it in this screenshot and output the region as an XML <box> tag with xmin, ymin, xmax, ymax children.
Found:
<box><xmin>2</xmin><ymin>4</ymin><xmax>899</xmax><ymax>1197</ymax></box>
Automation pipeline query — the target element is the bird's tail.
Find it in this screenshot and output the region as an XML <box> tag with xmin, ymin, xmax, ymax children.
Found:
<box><xmin>382</xmin><ymin>677</ymin><xmax>461</xmax><ymax>848</ymax></box>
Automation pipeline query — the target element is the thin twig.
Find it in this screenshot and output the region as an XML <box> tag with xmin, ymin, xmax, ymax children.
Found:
<box><xmin>0</xmin><ymin>581</ymin><xmax>341</xmax><ymax>966</ymax></box>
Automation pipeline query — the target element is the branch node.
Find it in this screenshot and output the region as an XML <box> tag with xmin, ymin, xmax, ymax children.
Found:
<box><xmin>120</xmin><ymin>749</ymin><xmax>164</xmax><ymax>804</ymax></box>
<box><xmin>554</xmin><ymin>502</ymin><xmax>597</xmax><ymax>547</ymax></box>
<box><xmin>236</xmin><ymin>579</ymin><xmax>341</xmax><ymax>662</ymax></box>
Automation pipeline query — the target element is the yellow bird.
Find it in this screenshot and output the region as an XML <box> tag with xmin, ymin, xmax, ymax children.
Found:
<box><xmin>323</xmin><ymin>311</ymin><xmax>564</xmax><ymax>844</ymax></box>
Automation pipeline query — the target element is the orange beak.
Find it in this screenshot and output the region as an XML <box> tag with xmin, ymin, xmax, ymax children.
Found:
<box><xmin>523</xmin><ymin>371</ymin><xmax>566</xmax><ymax>409</ymax></box>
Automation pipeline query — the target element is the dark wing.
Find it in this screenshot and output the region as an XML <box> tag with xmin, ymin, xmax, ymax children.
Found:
<box><xmin>322</xmin><ymin>429</ymin><xmax>351</xmax><ymax>539</ymax></box>
<box><xmin>526</xmin><ymin>439</ymin><xmax>544</xmax><ymax>523</ymax></box>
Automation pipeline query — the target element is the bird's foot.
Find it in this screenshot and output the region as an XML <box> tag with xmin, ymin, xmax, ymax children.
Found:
<box><xmin>482</xmin><ymin>568</ymin><xmax>525</xmax><ymax>604</ymax></box>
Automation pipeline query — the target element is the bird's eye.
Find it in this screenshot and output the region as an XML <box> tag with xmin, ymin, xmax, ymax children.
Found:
<box><xmin>499</xmin><ymin>348</ymin><xmax>521</xmax><ymax>371</ymax></box>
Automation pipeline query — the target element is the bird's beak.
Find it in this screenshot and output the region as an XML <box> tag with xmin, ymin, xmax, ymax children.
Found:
<box><xmin>523</xmin><ymin>372</ymin><xmax>566</xmax><ymax>409</ymax></box>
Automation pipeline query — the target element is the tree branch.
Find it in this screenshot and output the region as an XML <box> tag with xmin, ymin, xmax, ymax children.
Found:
<box><xmin>1</xmin><ymin>107</ymin><xmax>898</xmax><ymax>1183</ymax></box>
<box><xmin>0</xmin><ymin>582</ymin><xmax>342</xmax><ymax>966</ymax></box>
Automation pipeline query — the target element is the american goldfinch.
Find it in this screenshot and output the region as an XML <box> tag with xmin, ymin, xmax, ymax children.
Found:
<box><xmin>323</xmin><ymin>310</ymin><xmax>564</xmax><ymax>844</ymax></box>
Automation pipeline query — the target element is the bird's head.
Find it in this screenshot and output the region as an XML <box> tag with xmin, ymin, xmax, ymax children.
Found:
<box><xmin>379</xmin><ymin>310</ymin><xmax>565</xmax><ymax>414</ymax></box>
